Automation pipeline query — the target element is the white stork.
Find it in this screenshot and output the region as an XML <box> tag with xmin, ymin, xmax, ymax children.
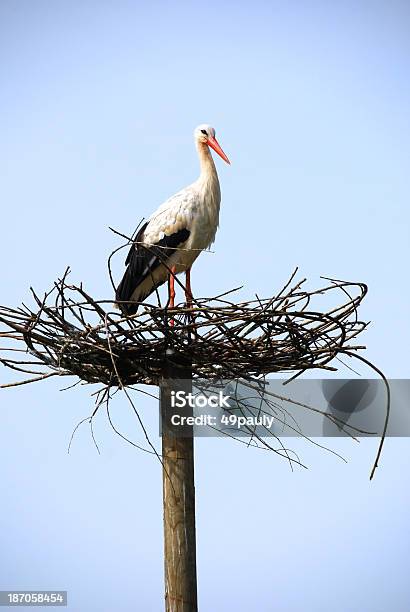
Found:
<box><xmin>115</xmin><ymin>124</ymin><xmax>230</xmax><ymax>315</ymax></box>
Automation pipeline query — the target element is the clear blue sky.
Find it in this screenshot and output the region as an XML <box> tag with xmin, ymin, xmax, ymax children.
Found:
<box><xmin>1</xmin><ymin>1</ymin><xmax>409</xmax><ymax>611</ymax></box>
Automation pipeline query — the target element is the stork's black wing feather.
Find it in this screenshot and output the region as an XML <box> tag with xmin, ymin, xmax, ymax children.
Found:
<box><xmin>125</xmin><ymin>222</ymin><xmax>149</xmax><ymax>267</ymax></box>
<box><xmin>116</xmin><ymin>224</ymin><xmax>190</xmax><ymax>314</ymax></box>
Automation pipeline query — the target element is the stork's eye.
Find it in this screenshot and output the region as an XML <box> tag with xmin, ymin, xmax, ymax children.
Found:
<box><xmin>200</xmin><ymin>129</ymin><xmax>207</xmax><ymax>135</ymax></box>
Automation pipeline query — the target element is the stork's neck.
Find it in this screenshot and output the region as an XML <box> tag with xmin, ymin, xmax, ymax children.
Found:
<box><xmin>196</xmin><ymin>142</ymin><xmax>220</xmax><ymax>192</ymax></box>
<box><xmin>195</xmin><ymin>141</ymin><xmax>221</xmax><ymax>236</ymax></box>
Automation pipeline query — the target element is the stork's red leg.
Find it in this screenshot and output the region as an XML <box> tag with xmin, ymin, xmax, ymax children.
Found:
<box><xmin>169</xmin><ymin>266</ymin><xmax>176</xmax><ymax>326</ymax></box>
<box><xmin>169</xmin><ymin>268</ymin><xmax>176</xmax><ymax>308</ymax></box>
<box><xmin>185</xmin><ymin>267</ymin><xmax>193</xmax><ymax>307</ymax></box>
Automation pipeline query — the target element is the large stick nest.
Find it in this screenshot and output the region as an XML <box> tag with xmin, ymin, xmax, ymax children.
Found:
<box><xmin>0</xmin><ymin>265</ymin><xmax>392</xmax><ymax>479</ymax></box>
<box><xmin>0</xmin><ymin>268</ymin><xmax>369</xmax><ymax>388</ymax></box>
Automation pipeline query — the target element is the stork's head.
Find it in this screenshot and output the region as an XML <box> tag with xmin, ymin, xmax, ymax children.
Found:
<box><xmin>194</xmin><ymin>124</ymin><xmax>230</xmax><ymax>164</ymax></box>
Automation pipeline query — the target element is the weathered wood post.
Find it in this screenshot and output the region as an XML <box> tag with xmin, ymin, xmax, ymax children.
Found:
<box><xmin>160</xmin><ymin>354</ymin><xmax>197</xmax><ymax>612</ymax></box>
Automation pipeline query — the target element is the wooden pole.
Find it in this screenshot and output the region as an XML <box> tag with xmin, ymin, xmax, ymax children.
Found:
<box><xmin>160</xmin><ymin>356</ymin><xmax>198</xmax><ymax>612</ymax></box>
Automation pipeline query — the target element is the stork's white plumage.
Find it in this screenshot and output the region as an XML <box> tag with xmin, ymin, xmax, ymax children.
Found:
<box><xmin>116</xmin><ymin>124</ymin><xmax>230</xmax><ymax>314</ymax></box>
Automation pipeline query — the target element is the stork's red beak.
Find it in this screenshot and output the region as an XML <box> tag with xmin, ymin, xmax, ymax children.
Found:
<box><xmin>207</xmin><ymin>136</ymin><xmax>230</xmax><ymax>164</ymax></box>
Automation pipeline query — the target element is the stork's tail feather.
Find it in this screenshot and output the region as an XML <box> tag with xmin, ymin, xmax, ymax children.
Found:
<box><xmin>113</xmin><ymin>300</ymin><xmax>139</xmax><ymax>316</ymax></box>
<box><xmin>115</xmin><ymin>278</ymin><xmax>140</xmax><ymax>315</ymax></box>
